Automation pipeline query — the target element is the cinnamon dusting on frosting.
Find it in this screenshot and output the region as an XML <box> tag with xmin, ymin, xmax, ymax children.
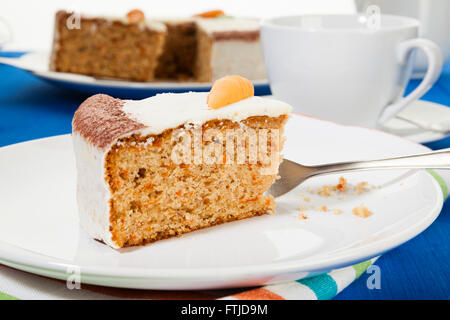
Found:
<box><xmin>72</xmin><ymin>94</ymin><xmax>145</xmax><ymax>150</ymax></box>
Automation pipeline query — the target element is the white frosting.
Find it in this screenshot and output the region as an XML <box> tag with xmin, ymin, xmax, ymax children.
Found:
<box><xmin>156</xmin><ymin>16</ymin><xmax>195</xmax><ymax>24</ymax></box>
<box><xmin>122</xmin><ymin>92</ymin><xmax>291</xmax><ymax>136</ymax></box>
<box><xmin>196</xmin><ymin>17</ymin><xmax>260</xmax><ymax>34</ymax></box>
<box><xmin>72</xmin><ymin>132</ymin><xmax>118</xmax><ymax>248</ymax></box>
<box><xmin>123</xmin><ymin>18</ymin><xmax>167</xmax><ymax>32</ymax></box>
<box><xmin>77</xmin><ymin>13</ymin><xmax>167</xmax><ymax>32</ymax></box>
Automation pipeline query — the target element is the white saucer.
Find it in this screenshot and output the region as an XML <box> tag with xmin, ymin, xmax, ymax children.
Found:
<box><xmin>0</xmin><ymin>114</ymin><xmax>443</xmax><ymax>290</ymax></box>
<box><xmin>0</xmin><ymin>52</ymin><xmax>271</xmax><ymax>98</ymax></box>
<box><xmin>381</xmin><ymin>100</ymin><xmax>450</xmax><ymax>144</ymax></box>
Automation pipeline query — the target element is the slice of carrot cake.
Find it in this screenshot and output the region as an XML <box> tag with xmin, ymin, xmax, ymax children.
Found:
<box><xmin>72</xmin><ymin>76</ymin><xmax>291</xmax><ymax>248</ymax></box>
<box><xmin>50</xmin><ymin>10</ymin><xmax>166</xmax><ymax>81</ymax></box>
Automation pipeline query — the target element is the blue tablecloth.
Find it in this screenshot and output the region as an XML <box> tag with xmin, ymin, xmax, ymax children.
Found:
<box><xmin>337</xmin><ymin>61</ymin><xmax>450</xmax><ymax>300</ymax></box>
<box><xmin>0</xmin><ymin>52</ymin><xmax>449</xmax><ymax>299</ymax></box>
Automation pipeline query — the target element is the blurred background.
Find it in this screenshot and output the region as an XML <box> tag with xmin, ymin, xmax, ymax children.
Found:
<box><xmin>0</xmin><ymin>0</ymin><xmax>355</xmax><ymax>51</ymax></box>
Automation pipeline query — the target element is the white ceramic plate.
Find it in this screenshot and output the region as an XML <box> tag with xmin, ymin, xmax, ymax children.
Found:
<box><xmin>0</xmin><ymin>114</ymin><xmax>443</xmax><ymax>290</ymax></box>
<box><xmin>0</xmin><ymin>52</ymin><xmax>271</xmax><ymax>99</ymax></box>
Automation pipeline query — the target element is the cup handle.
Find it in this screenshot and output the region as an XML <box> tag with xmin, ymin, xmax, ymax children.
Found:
<box><xmin>377</xmin><ymin>38</ymin><xmax>443</xmax><ymax>125</ymax></box>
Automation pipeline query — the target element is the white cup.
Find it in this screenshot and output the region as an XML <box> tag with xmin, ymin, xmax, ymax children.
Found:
<box><xmin>355</xmin><ymin>0</ymin><xmax>450</xmax><ymax>78</ymax></box>
<box><xmin>261</xmin><ymin>14</ymin><xmax>443</xmax><ymax>128</ymax></box>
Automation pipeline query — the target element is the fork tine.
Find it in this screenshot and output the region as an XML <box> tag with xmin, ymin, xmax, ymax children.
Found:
<box><xmin>268</xmin><ymin>159</ymin><xmax>309</xmax><ymax>198</ymax></box>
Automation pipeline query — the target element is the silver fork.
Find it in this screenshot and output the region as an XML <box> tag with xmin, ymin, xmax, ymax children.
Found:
<box><xmin>269</xmin><ymin>148</ymin><xmax>450</xmax><ymax>197</ymax></box>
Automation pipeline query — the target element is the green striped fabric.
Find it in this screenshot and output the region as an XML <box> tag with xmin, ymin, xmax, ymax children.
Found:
<box><xmin>0</xmin><ymin>292</ymin><xmax>18</xmax><ymax>300</ymax></box>
<box><xmin>353</xmin><ymin>260</ymin><xmax>373</xmax><ymax>279</ymax></box>
<box><xmin>427</xmin><ymin>169</ymin><xmax>448</xmax><ymax>198</ymax></box>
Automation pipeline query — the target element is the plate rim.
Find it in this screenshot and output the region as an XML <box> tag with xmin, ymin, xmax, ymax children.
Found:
<box><xmin>0</xmin><ymin>51</ymin><xmax>269</xmax><ymax>89</ymax></box>
<box><xmin>0</xmin><ymin>114</ymin><xmax>444</xmax><ymax>287</ymax></box>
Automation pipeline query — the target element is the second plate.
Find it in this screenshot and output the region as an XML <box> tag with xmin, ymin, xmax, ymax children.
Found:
<box><xmin>0</xmin><ymin>51</ymin><xmax>271</xmax><ymax>98</ymax></box>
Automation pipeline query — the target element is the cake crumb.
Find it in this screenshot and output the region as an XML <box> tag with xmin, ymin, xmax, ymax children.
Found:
<box><xmin>306</xmin><ymin>186</ymin><xmax>315</xmax><ymax>194</ymax></box>
<box><xmin>333</xmin><ymin>209</ymin><xmax>343</xmax><ymax>215</ymax></box>
<box><xmin>298</xmin><ymin>213</ymin><xmax>308</xmax><ymax>220</ymax></box>
<box><xmin>300</xmin><ymin>194</ymin><xmax>311</xmax><ymax>202</ymax></box>
<box><xmin>352</xmin><ymin>205</ymin><xmax>372</xmax><ymax>218</ymax></box>
<box><xmin>317</xmin><ymin>185</ymin><xmax>336</xmax><ymax>197</ymax></box>
<box><xmin>316</xmin><ymin>177</ymin><xmax>348</xmax><ymax>196</ymax></box>
<box><xmin>354</xmin><ymin>181</ymin><xmax>369</xmax><ymax>194</ymax></box>
<box><xmin>336</xmin><ymin>176</ymin><xmax>348</xmax><ymax>191</ymax></box>
<box><xmin>298</xmin><ymin>205</ymin><xmax>309</xmax><ymax>211</ymax></box>
<box><xmin>310</xmin><ymin>176</ymin><xmax>377</xmax><ymax>198</ymax></box>
<box><xmin>320</xmin><ymin>205</ymin><xmax>328</xmax><ymax>212</ymax></box>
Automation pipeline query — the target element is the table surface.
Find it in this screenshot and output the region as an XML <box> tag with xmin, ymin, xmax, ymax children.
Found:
<box><xmin>0</xmin><ymin>52</ymin><xmax>449</xmax><ymax>300</ymax></box>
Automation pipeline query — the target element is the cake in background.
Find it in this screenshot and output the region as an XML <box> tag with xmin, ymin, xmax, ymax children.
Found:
<box><xmin>72</xmin><ymin>75</ymin><xmax>291</xmax><ymax>248</ymax></box>
<box><xmin>50</xmin><ymin>10</ymin><xmax>167</xmax><ymax>82</ymax></box>
<box><xmin>50</xmin><ymin>9</ymin><xmax>267</xmax><ymax>82</ymax></box>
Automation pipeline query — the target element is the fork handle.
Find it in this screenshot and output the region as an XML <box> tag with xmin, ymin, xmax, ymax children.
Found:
<box><xmin>310</xmin><ymin>148</ymin><xmax>450</xmax><ymax>177</ymax></box>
